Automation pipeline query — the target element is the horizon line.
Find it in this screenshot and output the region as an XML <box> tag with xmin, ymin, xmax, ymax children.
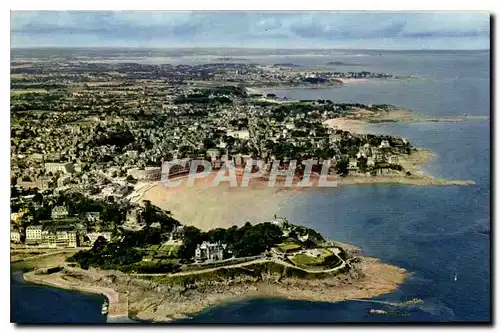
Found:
<box><xmin>10</xmin><ymin>46</ymin><xmax>490</xmax><ymax>51</ymax></box>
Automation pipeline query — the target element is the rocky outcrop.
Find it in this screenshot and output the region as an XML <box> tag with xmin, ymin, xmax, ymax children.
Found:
<box><xmin>23</xmin><ymin>256</ymin><xmax>407</xmax><ymax>322</ymax></box>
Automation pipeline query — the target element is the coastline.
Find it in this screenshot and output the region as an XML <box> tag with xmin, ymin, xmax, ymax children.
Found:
<box><xmin>20</xmin><ymin>254</ymin><xmax>408</xmax><ymax>323</ymax></box>
<box><xmin>23</xmin><ymin>268</ymin><xmax>128</xmax><ymax>320</ymax></box>
<box><xmin>133</xmin><ymin>146</ymin><xmax>473</xmax><ymax>232</ymax></box>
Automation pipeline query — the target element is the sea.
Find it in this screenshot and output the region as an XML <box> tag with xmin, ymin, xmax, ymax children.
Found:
<box><xmin>10</xmin><ymin>49</ymin><xmax>490</xmax><ymax>324</ymax></box>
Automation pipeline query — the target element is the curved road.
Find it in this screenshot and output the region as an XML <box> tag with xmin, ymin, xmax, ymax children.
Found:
<box><xmin>131</xmin><ymin>250</ymin><xmax>348</xmax><ymax>277</ymax></box>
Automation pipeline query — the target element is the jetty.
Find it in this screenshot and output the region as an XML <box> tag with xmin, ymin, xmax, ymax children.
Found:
<box><xmin>23</xmin><ymin>266</ymin><xmax>129</xmax><ymax>319</ymax></box>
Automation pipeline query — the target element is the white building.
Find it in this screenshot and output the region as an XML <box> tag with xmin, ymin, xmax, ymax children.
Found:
<box><xmin>348</xmin><ymin>158</ymin><xmax>358</xmax><ymax>169</ymax></box>
<box><xmin>195</xmin><ymin>242</ymin><xmax>226</xmax><ymax>262</ymax></box>
<box><xmin>10</xmin><ymin>229</ymin><xmax>21</xmax><ymax>243</ymax></box>
<box><xmin>272</xmin><ymin>216</ymin><xmax>288</xmax><ymax>228</ymax></box>
<box><xmin>87</xmin><ymin>231</ymin><xmax>112</xmax><ymax>245</ymax></box>
<box><xmin>127</xmin><ymin>166</ymin><xmax>162</xmax><ymax>180</ymax></box>
<box><xmin>388</xmin><ymin>155</ymin><xmax>399</xmax><ymax>164</ymax></box>
<box><xmin>379</xmin><ymin>140</ymin><xmax>391</xmax><ymax>148</ymax></box>
<box><xmin>51</xmin><ymin>206</ymin><xmax>69</xmax><ymax>219</ymax></box>
<box><xmin>123</xmin><ymin>207</ymin><xmax>145</xmax><ymax>231</ymax></box>
<box><xmin>226</xmin><ymin>129</ymin><xmax>250</xmax><ymax>140</ymax></box>
<box><xmin>44</xmin><ymin>162</ymin><xmax>75</xmax><ymax>174</ymax></box>
<box><xmin>85</xmin><ymin>212</ymin><xmax>100</xmax><ymax>223</ymax></box>
<box><xmin>206</xmin><ymin>148</ymin><xmax>221</xmax><ymax>160</ymax></box>
<box><xmin>41</xmin><ymin>230</ymin><xmax>57</xmax><ymax>248</ymax></box>
<box><xmin>40</xmin><ymin>227</ymin><xmax>79</xmax><ymax>248</ymax></box>
<box><xmin>26</xmin><ymin>225</ymin><xmax>43</xmax><ymax>244</ymax></box>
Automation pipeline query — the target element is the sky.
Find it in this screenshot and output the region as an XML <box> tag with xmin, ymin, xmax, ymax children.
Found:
<box><xmin>10</xmin><ymin>11</ymin><xmax>491</xmax><ymax>50</ymax></box>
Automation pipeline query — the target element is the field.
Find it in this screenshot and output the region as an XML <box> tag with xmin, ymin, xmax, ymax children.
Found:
<box><xmin>11</xmin><ymin>89</ymin><xmax>48</xmax><ymax>95</ymax></box>
<box><xmin>140</xmin><ymin>243</ymin><xmax>181</xmax><ymax>261</ymax></box>
<box><xmin>275</xmin><ymin>242</ymin><xmax>301</xmax><ymax>253</ymax></box>
<box><xmin>289</xmin><ymin>254</ymin><xmax>325</xmax><ymax>267</ymax></box>
<box><xmin>288</xmin><ymin>248</ymin><xmax>338</xmax><ymax>269</ymax></box>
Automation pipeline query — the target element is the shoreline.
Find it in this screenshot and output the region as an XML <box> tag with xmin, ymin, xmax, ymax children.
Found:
<box><xmin>19</xmin><ymin>253</ymin><xmax>408</xmax><ymax>323</ymax></box>
<box><xmin>133</xmin><ymin>157</ymin><xmax>473</xmax><ymax>232</ymax></box>
<box><xmin>23</xmin><ymin>268</ymin><xmax>128</xmax><ymax>320</ymax></box>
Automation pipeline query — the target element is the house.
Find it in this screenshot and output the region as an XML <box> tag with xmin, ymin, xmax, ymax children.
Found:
<box><xmin>40</xmin><ymin>226</ymin><xmax>79</xmax><ymax>248</ymax></box>
<box><xmin>87</xmin><ymin>231</ymin><xmax>112</xmax><ymax>245</ymax></box>
<box><xmin>127</xmin><ymin>166</ymin><xmax>162</xmax><ymax>180</ymax></box>
<box><xmin>123</xmin><ymin>207</ymin><xmax>145</xmax><ymax>231</ymax></box>
<box><xmin>10</xmin><ymin>210</ymin><xmax>26</xmax><ymax>225</ymax></box>
<box><xmin>44</xmin><ymin>162</ymin><xmax>75</xmax><ymax>174</ymax></box>
<box><xmin>41</xmin><ymin>230</ymin><xmax>57</xmax><ymax>248</ymax></box>
<box><xmin>298</xmin><ymin>234</ymin><xmax>310</xmax><ymax>243</ymax></box>
<box><xmin>195</xmin><ymin>242</ymin><xmax>227</xmax><ymax>262</ymax></box>
<box><xmin>26</xmin><ymin>225</ymin><xmax>43</xmax><ymax>244</ymax></box>
<box><xmin>379</xmin><ymin>140</ymin><xmax>391</xmax><ymax>148</ymax></box>
<box><xmin>272</xmin><ymin>216</ymin><xmax>288</xmax><ymax>228</ymax></box>
<box><xmin>55</xmin><ymin>229</ymin><xmax>78</xmax><ymax>248</ymax></box>
<box><xmin>206</xmin><ymin>148</ymin><xmax>221</xmax><ymax>160</ymax></box>
<box><xmin>348</xmin><ymin>158</ymin><xmax>359</xmax><ymax>169</ymax></box>
<box><xmin>388</xmin><ymin>155</ymin><xmax>399</xmax><ymax>164</ymax></box>
<box><xmin>10</xmin><ymin>229</ymin><xmax>21</xmax><ymax>243</ymax></box>
<box><xmin>51</xmin><ymin>206</ymin><xmax>69</xmax><ymax>219</ymax></box>
<box><xmin>367</xmin><ymin>157</ymin><xmax>375</xmax><ymax>167</ymax></box>
<box><xmin>226</xmin><ymin>129</ymin><xmax>250</xmax><ymax>140</ymax></box>
<box><xmin>150</xmin><ymin>222</ymin><xmax>161</xmax><ymax>229</ymax></box>
<box><xmin>168</xmin><ymin>225</ymin><xmax>185</xmax><ymax>242</ymax></box>
<box><xmin>373</xmin><ymin>151</ymin><xmax>386</xmax><ymax>163</ymax></box>
<box><xmin>85</xmin><ymin>212</ymin><xmax>101</xmax><ymax>223</ymax></box>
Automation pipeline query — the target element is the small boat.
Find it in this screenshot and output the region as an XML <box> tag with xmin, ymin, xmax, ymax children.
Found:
<box><xmin>454</xmin><ymin>273</ymin><xmax>458</xmax><ymax>282</ymax></box>
<box><xmin>101</xmin><ymin>300</ymin><xmax>109</xmax><ymax>315</ymax></box>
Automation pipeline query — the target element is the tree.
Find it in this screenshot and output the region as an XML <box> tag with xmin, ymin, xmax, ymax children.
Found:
<box><xmin>358</xmin><ymin>156</ymin><xmax>368</xmax><ymax>173</ymax></box>
<box><xmin>92</xmin><ymin>236</ymin><xmax>108</xmax><ymax>251</ymax></box>
<box><xmin>178</xmin><ymin>226</ymin><xmax>202</xmax><ymax>260</ymax></box>
<box><xmin>126</xmin><ymin>175</ymin><xmax>137</xmax><ymax>184</ymax></box>
<box><xmin>335</xmin><ymin>159</ymin><xmax>349</xmax><ymax>176</ymax></box>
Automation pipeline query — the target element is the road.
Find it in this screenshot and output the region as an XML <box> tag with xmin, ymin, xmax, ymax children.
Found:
<box><xmin>131</xmin><ymin>250</ymin><xmax>348</xmax><ymax>277</ymax></box>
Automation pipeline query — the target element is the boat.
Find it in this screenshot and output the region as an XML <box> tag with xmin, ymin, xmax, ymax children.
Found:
<box><xmin>454</xmin><ymin>273</ymin><xmax>458</xmax><ymax>282</ymax></box>
<box><xmin>101</xmin><ymin>300</ymin><xmax>109</xmax><ymax>315</ymax></box>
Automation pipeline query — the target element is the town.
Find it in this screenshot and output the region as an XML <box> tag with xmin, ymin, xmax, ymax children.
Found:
<box><xmin>11</xmin><ymin>51</ymin><xmax>415</xmax><ymax>272</ymax></box>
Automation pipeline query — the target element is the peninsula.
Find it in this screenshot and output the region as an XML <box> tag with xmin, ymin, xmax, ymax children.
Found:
<box><xmin>19</xmin><ymin>215</ymin><xmax>408</xmax><ymax>322</ymax></box>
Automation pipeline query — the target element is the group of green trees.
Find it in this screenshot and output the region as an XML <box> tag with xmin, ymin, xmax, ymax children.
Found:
<box><xmin>174</xmin><ymin>86</ymin><xmax>247</xmax><ymax>105</ymax></box>
<box><xmin>177</xmin><ymin>222</ymin><xmax>284</xmax><ymax>260</ymax></box>
<box><xmin>68</xmin><ymin>235</ymin><xmax>143</xmax><ymax>270</ymax></box>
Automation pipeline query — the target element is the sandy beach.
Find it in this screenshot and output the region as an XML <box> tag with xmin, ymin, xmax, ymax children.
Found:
<box><xmin>323</xmin><ymin>107</ymin><xmax>418</xmax><ymax>134</ymax></box>
<box><xmin>136</xmin><ymin>174</ymin><xmax>302</xmax><ymax>230</ymax></box>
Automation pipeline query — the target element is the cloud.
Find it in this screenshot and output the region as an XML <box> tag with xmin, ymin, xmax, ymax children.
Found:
<box><xmin>10</xmin><ymin>11</ymin><xmax>490</xmax><ymax>49</ymax></box>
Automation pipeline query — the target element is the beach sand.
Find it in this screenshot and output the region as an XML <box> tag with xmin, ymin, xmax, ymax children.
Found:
<box><xmin>138</xmin><ymin>175</ymin><xmax>301</xmax><ymax>230</ymax></box>
<box><xmin>323</xmin><ymin>118</ymin><xmax>369</xmax><ymax>134</ymax></box>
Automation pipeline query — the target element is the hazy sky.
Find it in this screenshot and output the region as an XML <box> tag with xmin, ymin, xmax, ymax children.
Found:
<box><xmin>11</xmin><ymin>11</ymin><xmax>490</xmax><ymax>49</ymax></box>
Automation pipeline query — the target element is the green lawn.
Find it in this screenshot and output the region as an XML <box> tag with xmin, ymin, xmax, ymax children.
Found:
<box><xmin>276</xmin><ymin>243</ymin><xmax>301</xmax><ymax>253</ymax></box>
<box><xmin>320</xmin><ymin>248</ymin><xmax>332</xmax><ymax>256</ymax></box>
<box><xmin>138</xmin><ymin>243</ymin><xmax>182</xmax><ymax>261</ymax></box>
<box><xmin>157</xmin><ymin>244</ymin><xmax>181</xmax><ymax>257</ymax></box>
<box><xmin>289</xmin><ymin>254</ymin><xmax>326</xmax><ymax>268</ymax></box>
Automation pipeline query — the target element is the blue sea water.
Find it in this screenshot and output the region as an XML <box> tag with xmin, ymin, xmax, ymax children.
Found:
<box><xmin>10</xmin><ymin>50</ymin><xmax>490</xmax><ymax>323</ymax></box>
<box><xmin>10</xmin><ymin>272</ymin><xmax>107</xmax><ymax>324</ymax></box>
